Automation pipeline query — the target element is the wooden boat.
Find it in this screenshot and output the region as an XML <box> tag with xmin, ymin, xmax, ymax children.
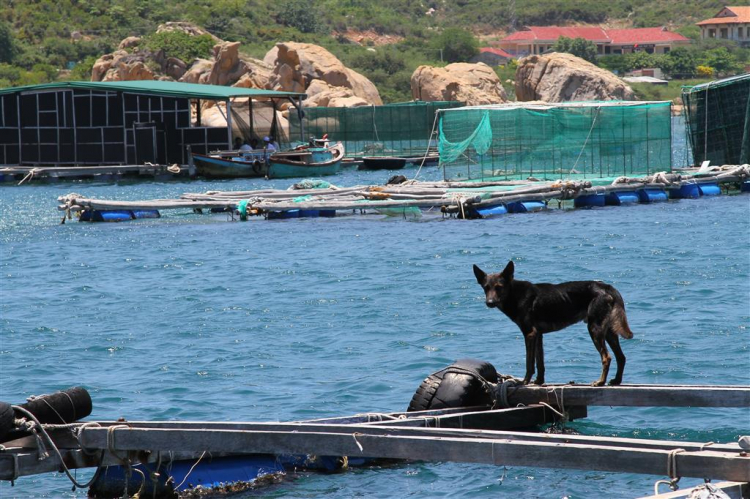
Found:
<box><xmin>359</xmin><ymin>156</ymin><xmax>407</xmax><ymax>170</ymax></box>
<box><xmin>192</xmin><ymin>150</ymin><xmax>268</xmax><ymax>179</ymax></box>
<box><xmin>267</xmin><ymin>140</ymin><xmax>344</xmax><ymax>179</ymax></box>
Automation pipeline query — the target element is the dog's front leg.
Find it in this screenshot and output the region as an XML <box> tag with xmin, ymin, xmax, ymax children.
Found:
<box><xmin>522</xmin><ymin>330</ymin><xmax>537</xmax><ymax>385</ymax></box>
<box><xmin>534</xmin><ymin>334</ymin><xmax>545</xmax><ymax>385</ymax></box>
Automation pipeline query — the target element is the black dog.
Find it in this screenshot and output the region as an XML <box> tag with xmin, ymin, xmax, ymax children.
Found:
<box><xmin>473</xmin><ymin>261</ymin><xmax>633</xmax><ymax>386</ymax></box>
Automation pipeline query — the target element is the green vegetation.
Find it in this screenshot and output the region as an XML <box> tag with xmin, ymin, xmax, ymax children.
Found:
<box><xmin>432</xmin><ymin>28</ymin><xmax>479</xmax><ymax>63</ymax></box>
<box><xmin>143</xmin><ymin>31</ymin><xmax>214</xmax><ymax>62</ymax></box>
<box><xmin>629</xmin><ymin>78</ymin><xmax>711</xmax><ymax>102</ymax></box>
<box><xmin>0</xmin><ymin>0</ymin><xmax>747</xmax><ymax>102</ymax></box>
<box><xmin>553</xmin><ymin>37</ymin><xmax>597</xmax><ymax>63</ymax></box>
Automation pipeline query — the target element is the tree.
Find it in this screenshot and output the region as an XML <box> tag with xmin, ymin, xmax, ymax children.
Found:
<box><xmin>275</xmin><ymin>0</ymin><xmax>326</xmax><ymax>34</ymax></box>
<box><xmin>553</xmin><ymin>36</ymin><xmax>597</xmax><ymax>63</ymax></box>
<box><xmin>0</xmin><ymin>21</ymin><xmax>19</xmax><ymax>64</ymax></box>
<box><xmin>663</xmin><ymin>47</ymin><xmax>697</xmax><ymax>77</ymax></box>
<box><xmin>433</xmin><ymin>28</ymin><xmax>478</xmax><ymax>63</ymax></box>
<box><xmin>699</xmin><ymin>47</ymin><xmax>744</xmax><ymax>77</ymax></box>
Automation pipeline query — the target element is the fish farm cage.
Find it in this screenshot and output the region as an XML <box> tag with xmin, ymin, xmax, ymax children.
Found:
<box><xmin>437</xmin><ymin>101</ymin><xmax>673</xmax><ymax>181</ymax></box>
<box><xmin>682</xmin><ymin>73</ymin><xmax>750</xmax><ymax>167</ymax></box>
<box><xmin>289</xmin><ymin>100</ymin><xmax>463</xmax><ymax>158</ymax></box>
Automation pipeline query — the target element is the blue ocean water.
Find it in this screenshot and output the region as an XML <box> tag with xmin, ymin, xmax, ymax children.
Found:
<box><xmin>0</xmin><ymin>163</ymin><xmax>748</xmax><ymax>498</ymax></box>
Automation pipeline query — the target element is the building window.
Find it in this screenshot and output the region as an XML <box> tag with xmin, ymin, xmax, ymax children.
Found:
<box><xmin>604</xmin><ymin>46</ymin><xmax>611</xmax><ymax>54</ymax></box>
<box><xmin>613</xmin><ymin>49</ymin><xmax>622</xmax><ymax>55</ymax></box>
<box><xmin>709</xmin><ymin>29</ymin><xmax>716</xmax><ymax>38</ymax></box>
<box><xmin>721</xmin><ymin>28</ymin><xmax>728</xmax><ymax>38</ymax></box>
<box><xmin>739</xmin><ymin>27</ymin><xmax>744</xmax><ymax>38</ymax></box>
<box><xmin>663</xmin><ymin>47</ymin><xmax>670</xmax><ymax>54</ymax></box>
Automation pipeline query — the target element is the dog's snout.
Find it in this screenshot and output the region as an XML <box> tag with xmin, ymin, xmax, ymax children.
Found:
<box><xmin>485</xmin><ymin>300</ymin><xmax>496</xmax><ymax>308</ymax></box>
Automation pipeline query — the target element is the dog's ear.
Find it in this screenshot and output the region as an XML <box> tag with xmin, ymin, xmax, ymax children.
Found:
<box><xmin>472</xmin><ymin>264</ymin><xmax>486</xmax><ymax>284</ymax></box>
<box><xmin>501</xmin><ymin>260</ymin><xmax>515</xmax><ymax>280</ymax></box>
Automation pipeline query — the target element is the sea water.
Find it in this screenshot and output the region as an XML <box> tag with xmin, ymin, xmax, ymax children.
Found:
<box><xmin>1</xmin><ymin>159</ymin><xmax>749</xmax><ymax>498</ymax></box>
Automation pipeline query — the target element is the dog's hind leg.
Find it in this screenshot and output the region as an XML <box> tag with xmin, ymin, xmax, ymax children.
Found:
<box><xmin>534</xmin><ymin>334</ymin><xmax>545</xmax><ymax>385</ymax></box>
<box><xmin>588</xmin><ymin>323</ymin><xmax>611</xmax><ymax>387</ymax></box>
<box><xmin>605</xmin><ymin>332</ymin><xmax>626</xmax><ymax>386</ymax></box>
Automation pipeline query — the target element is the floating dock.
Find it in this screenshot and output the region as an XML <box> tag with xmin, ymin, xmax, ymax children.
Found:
<box><xmin>1</xmin><ymin>383</ymin><xmax>748</xmax><ymax>497</ymax></box>
<box><xmin>56</xmin><ymin>165</ymin><xmax>750</xmax><ymax>223</ymax></box>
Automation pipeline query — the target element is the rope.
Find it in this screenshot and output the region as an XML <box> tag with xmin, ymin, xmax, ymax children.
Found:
<box><xmin>654</xmin><ymin>447</ymin><xmax>686</xmax><ymax>493</ymax></box>
<box><xmin>570</xmin><ymin>107</ymin><xmax>600</xmax><ymax>175</ymax></box>
<box><xmin>351</xmin><ymin>433</ymin><xmax>364</xmax><ymax>452</ymax></box>
<box><xmin>11</xmin><ymin>405</ymin><xmax>105</xmax><ymax>490</ymax></box>
<box><xmin>413</xmin><ymin>111</ymin><xmax>440</xmax><ymax>181</ymax></box>
<box><xmin>174</xmin><ymin>450</ymin><xmax>206</xmax><ymax>490</ymax></box>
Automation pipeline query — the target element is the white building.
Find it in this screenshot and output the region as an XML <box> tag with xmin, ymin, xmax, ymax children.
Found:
<box><xmin>697</xmin><ymin>6</ymin><xmax>750</xmax><ymax>46</ymax></box>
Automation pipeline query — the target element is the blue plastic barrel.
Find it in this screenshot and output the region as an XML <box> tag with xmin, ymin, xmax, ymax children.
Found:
<box><xmin>669</xmin><ymin>183</ymin><xmax>701</xmax><ymax>199</ymax></box>
<box><xmin>319</xmin><ymin>210</ymin><xmax>336</xmax><ymax>217</ymax></box>
<box><xmin>131</xmin><ymin>210</ymin><xmax>161</xmax><ymax>219</ymax></box>
<box><xmin>742</xmin><ymin>181</ymin><xmax>750</xmax><ymax>193</ymax></box>
<box><xmin>574</xmin><ymin>194</ymin><xmax>605</xmax><ymax>208</ymax></box>
<box><xmin>80</xmin><ymin>210</ymin><xmax>134</xmax><ymax>222</ymax></box>
<box><xmin>298</xmin><ymin>209</ymin><xmax>320</xmax><ymax>218</ymax></box>
<box><xmin>605</xmin><ymin>191</ymin><xmax>640</xmax><ymax>206</ymax></box>
<box><xmin>506</xmin><ymin>201</ymin><xmax>546</xmax><ymax>213</ymax></box>
<box><xmin>698</xmin><ymin>183</ymin><xmax>721</xmax><ymax>196</ymax></box>
<box><xmin>637</xmin><ymin>189</ymin><xmax>668</xmax><ymax>203</ymax></box>
<box><xmin>477</xmin><ymin>204</ymin><xmax>508</xmax><ymax>217</ymax></box>
<box><xmin>267</xmin><ymin>210</ymin><xmax>300</xmax><ymax>220</ymax></box>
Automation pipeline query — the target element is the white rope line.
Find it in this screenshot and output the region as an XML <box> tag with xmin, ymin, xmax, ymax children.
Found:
<box><xmin>413</xmin><ymin>111</ymin><xmax>440</xmax><ymax>181</ymax></box>
<box><xmin>570</xmin><ymin>106</ymin><xmax>601</xmax><ymax>174</ymax></box>
<box><xmin>174</xmin><ymin>450</ymin><xmax>207</xmax><ymax>490</ymax></box>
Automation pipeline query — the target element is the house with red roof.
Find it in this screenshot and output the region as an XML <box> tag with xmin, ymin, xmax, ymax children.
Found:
<box><xmin>471</xmin><ymin>47</ymin><xmax>513</xmax><ymax>66</ymax></box>
<box><xmin>697</xmin><ymin>6</ymin><xmax>750</xmax><ymax>46</ymax></box>
<box><xmin>498</xmin><ymin>26</ymin><xmax>690</xmax><ymax>58</ymax></box>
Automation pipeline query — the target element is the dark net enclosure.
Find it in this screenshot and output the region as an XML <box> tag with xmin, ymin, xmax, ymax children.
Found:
<box><xmin>289</xmin><ymin>100</ymin><xmax>463</xmax><ymax>158</ymax></box>
<box><xmin>682</xmin><ymin>73</ymin><xmax>750</xmax><ymax>167</ymax></box>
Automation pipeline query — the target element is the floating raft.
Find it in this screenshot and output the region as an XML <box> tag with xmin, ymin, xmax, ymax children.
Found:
<box><xmin>56</xmin><ymin>165</ymin><xmax>750</xmax><ymax>223</ymax></box>
<box><xmin>1</xmin><ymin>383</ymin><xmax>748</xmax><ymax>498</ymax></box>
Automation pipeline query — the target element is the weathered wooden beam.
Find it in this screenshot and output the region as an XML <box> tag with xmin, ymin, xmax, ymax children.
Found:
<box><xmin>73</xmin><ymin>427</ymin><xmax>750</xmax><ymax>482</ymax></box>
<box><xmin>635</xmin><ymin>481</ymin><xmax>749</xmax><ymax>499</ymax></box>
<box><xmin>508</xmin><ymin>384</ymin><xmax>750</xmax><ymax>407</ymax></box>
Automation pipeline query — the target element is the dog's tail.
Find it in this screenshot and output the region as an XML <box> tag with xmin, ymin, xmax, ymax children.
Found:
<box><xmin>609</xmin><ymin>288</ymin><xmax>634</xmax><ymax>339</ymax></box>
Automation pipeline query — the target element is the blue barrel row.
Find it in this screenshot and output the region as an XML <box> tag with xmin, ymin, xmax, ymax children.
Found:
<box><xmin>79</xmin><ymin>209</ymin><xmax>160</xmax><ymax>222</ymax></box>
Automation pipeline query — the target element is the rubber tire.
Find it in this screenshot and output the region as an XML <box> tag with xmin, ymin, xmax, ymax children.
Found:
<box><xmin>0</xmin><ymin>401</ymin><xmax>15</xmax><ymax>443</ymax></box>
<box><xmin>407</xmin><ymin>359</ymin><xmax>498</xmax><ymax>412</ymax></box>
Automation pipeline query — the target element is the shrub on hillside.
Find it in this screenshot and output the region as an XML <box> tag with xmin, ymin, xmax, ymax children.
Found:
<box><xmin>432</xmin><ymin>28</ymin><xmax>478</xmax><ymax>63</ymax></box>
<box><xmin>143</xmin><ymin>31</ymin><xmax>214</xmax><ymax>62</ymax></box>
<box><xmin>553</xmin><ymin>36</ymin><xmax>597</xmax><ymax>63</ymax></box>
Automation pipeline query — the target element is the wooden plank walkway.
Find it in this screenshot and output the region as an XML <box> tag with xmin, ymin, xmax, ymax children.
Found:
<box><xmin>69</xmin><ymin>426</ymin><xmax>749</xmax><ymax>482</ymax></box>
<box><xmin>509</xmin><ymin>384</ymin><xmax>750</xmax><ymax>407</ymax></box>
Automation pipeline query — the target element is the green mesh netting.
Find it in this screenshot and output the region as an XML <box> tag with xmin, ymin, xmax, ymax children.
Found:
<box><xmin>438</xmin><ymin>101</ymin><xmax>673</xmax><ymax>181</ymax></box>
<box><xmin>289</xmin><ymin>101</ymin><xmax>463</xmax><ymax>158</ymax></box>
<box><xmin>682</xmin><ymin>73</ymin><xmax>750</xmax><ymax>166</ymax></box>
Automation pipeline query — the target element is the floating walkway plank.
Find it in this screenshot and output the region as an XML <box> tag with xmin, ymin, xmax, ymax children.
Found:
<box><xmin>508</xmin><ymin>384</ymin><xmax>750</xmax><ymax>407</ymax></box>
<box><xmin>73</xmin><ymin>426</ymin><xmax>750</xmax><ymax>482</ymax></box>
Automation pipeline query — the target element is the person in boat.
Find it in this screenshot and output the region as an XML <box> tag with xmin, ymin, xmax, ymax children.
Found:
<box><xmin>264</xmin><ymin>136</ymin><xmax>277</xmax><ymax>152</ymax></box>
<box><xmin>239</xmin><ymin>140</ymin><xmax>253</xmax><ymax>152</ymax></box>
<box><xmin>233</xmin><ymin>137</ymin><xmax>242</xmax><ymax>151</ymax></box>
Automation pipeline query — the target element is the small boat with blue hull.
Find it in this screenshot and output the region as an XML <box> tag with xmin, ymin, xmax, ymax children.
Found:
<box><xmin>192</xmin><ymin>150</ymin><xmax>268</xmax><ymax>179</ymax></box>
<box><xmin>267</xmin><ymin>140</ymin><xmax>344</xmax><ymax>179</ymax></box>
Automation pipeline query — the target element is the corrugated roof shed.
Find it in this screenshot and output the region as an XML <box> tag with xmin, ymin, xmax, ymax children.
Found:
<box><xmin>0</xmin><ymin>80</ymin><xmax>306</xmax><ymax>100</ymax></box>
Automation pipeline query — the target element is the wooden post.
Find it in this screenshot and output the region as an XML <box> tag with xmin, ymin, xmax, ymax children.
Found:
<box><xmin>226</xmin><ymin>99</ymin><xmax>233</xmax><ymax>149</ymax></box>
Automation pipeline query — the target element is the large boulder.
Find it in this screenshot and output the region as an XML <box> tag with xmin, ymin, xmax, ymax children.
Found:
<box><xmin>92</xmin><ymin>51</ymin><xmax>155</xmax><ymax>82</ymax></box>
<box><xmin>206</xmin><ymin>42</ymin><xmax>248</xmax><ymax>86</ymax></box>
<box><xmin>179</xmin><ymin>59</ymin><xmax>213</xmax><ymax>83</ymax></box>
<box><xmin>156</xmin><ymin>22</ymin><xmax>223</xmax><ymax>44</ymax></box>
<box><xmin>304</xmin><ymin>80</ymin><xmax>371</xmax><ymax>108</ymax></box>
<box><xmin>265</xmin><ymin>42</ymin><xmax>382</xmax><ymax>106</ymax></box>
<box><xmin>515</xmin><ymin>53</ymin><xmax>635</xmax><ymax>102</ymax></box>
<box><xmin>410</xmin><ymin>63</ymin><xmax>508</xmax><ymax>105</ymax></box>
